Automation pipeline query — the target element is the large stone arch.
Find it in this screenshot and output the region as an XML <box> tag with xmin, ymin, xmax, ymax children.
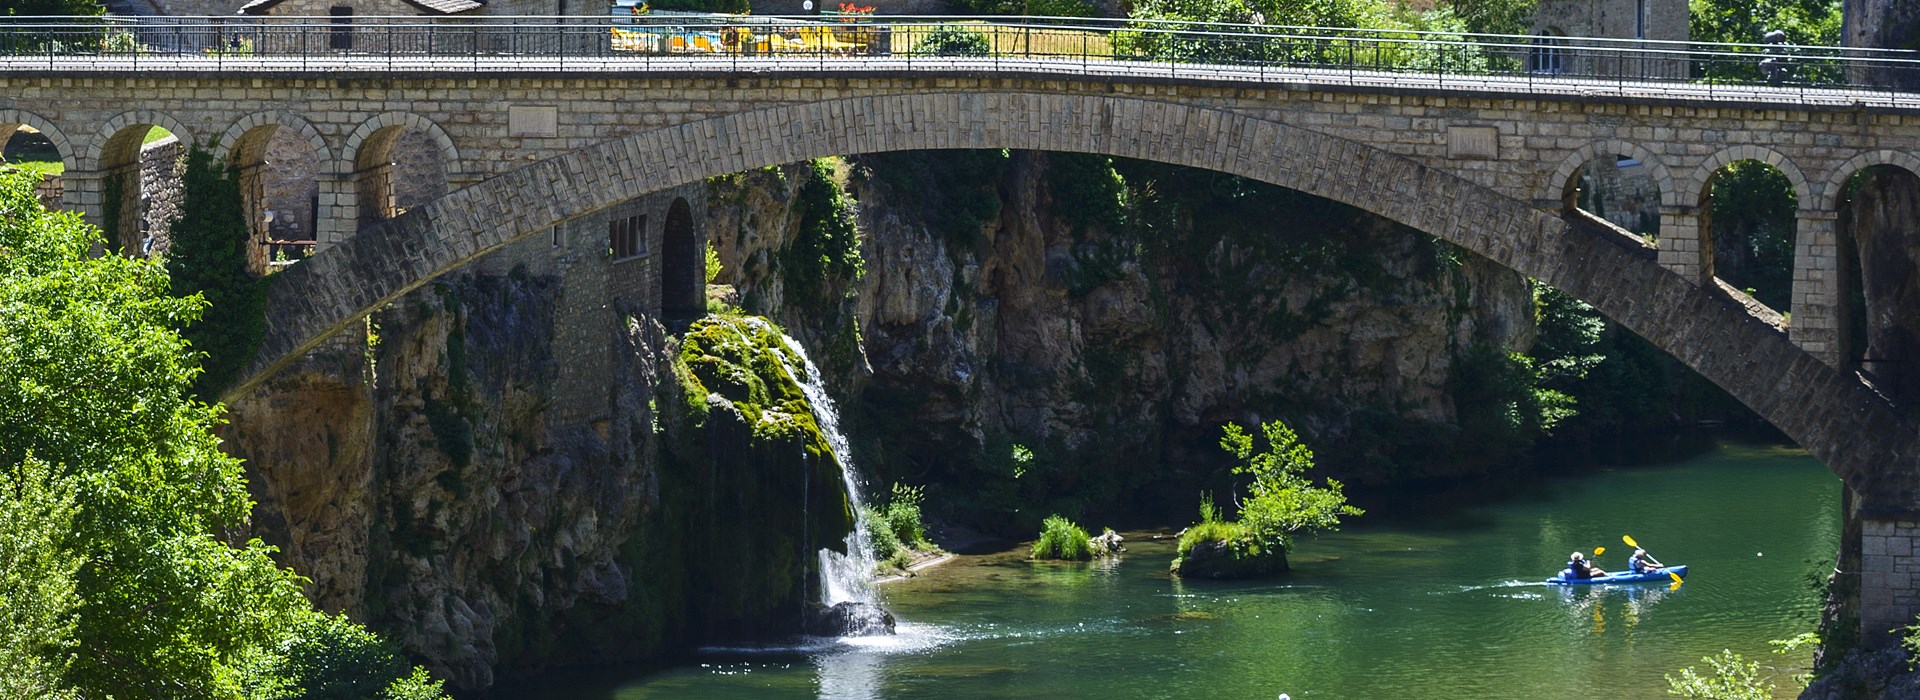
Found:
<box><xmin>234</xmin><ymin>91</ymin><xmax>1920</xmax><ymax>511</ymax></box>
<box><xmin>83</xmin><ymin>109</ymin><xmax>194</xmax><ymax>171</ymax></box>
<box><xmin>0</xmin><ymin>108</ymin><xmax>76</xmax><ymax>172</ymax></box>
<box><xmin>1540</xmin><ymin>139</ymin><xmax>1678</xmax><ymax>209</ymax></box>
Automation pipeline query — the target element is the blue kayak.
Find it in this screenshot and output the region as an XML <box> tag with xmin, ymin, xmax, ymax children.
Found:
<box><xmin>1545</xmin><ymin>565</ymin><xmax>1687</xmax><ymax>585</ymax></box>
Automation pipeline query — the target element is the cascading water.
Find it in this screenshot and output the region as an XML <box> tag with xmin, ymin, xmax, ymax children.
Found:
<box><xmin>742</xmin><ymin>318</ymin><xmax>888</xmax><ymax>630</ymax></box>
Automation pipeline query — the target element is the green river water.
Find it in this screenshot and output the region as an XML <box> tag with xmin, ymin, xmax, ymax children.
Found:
<box><xmin>535</xmin><ymin>439</ymin><xmax>1839</xmax><ymax>699</ymax></box>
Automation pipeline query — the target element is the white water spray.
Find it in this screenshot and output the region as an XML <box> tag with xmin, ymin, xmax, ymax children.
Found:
<box><xmin>746</xmin><ymin>318</ymin><xmax>879</xmax><ymax>607</ymax></box>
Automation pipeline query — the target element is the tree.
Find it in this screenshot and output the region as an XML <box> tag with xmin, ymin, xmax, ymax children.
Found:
<box><xmin>1220</xmin><ymin>420</ymin><xmax>1364</xmax><ymax>548</ymax></box>
<box><xmin>0</xmin><ymin>170</ymin><xmax>442</xmax><ymax>699</ymax></box>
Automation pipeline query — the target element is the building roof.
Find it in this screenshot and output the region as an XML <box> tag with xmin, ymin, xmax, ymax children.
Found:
<box><xmin>239</xmin><ymin>0</ymin><xmax>485</xmax><ymax>15</ymax></box>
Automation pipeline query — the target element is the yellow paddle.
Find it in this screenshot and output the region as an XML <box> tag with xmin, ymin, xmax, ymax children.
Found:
<box><xmin>1623</xmin><ymin>534</ymin><xmax>1684</xmax><ymax>584</ymax></box>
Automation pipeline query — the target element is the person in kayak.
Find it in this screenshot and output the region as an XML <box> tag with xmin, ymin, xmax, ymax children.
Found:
<box><xmin>1627</xmin><ymin>548</ymin><xmax>1664</xmax><ymax>574</ymax></box>
<box><xmin>1567</xmin><ymin>551</ymin><xmax>1608</xmax><ymax>580</ymax></box>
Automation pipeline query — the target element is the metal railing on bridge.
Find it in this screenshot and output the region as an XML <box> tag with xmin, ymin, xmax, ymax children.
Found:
<box><xmin>3</xmin><ymin>14</ymin><xmax>1918</xmax><ymax>104</ymax></box>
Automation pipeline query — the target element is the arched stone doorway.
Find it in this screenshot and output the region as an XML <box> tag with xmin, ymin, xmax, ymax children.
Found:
<box><xmin>660</xmin><ymin>196</ymin><xmax>703</xmax><ymax>321</ymax></box>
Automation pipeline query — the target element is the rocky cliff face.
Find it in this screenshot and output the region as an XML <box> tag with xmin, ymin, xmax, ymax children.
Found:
<box><xmin>709</xmin><ymin>151</ymin><xmax>1537</xmax><ymax>524</ymax></box>
<box><xmin>227</xmin><ymin>272</ymin><xmax>677</xmax><ymax>692</ymax></box>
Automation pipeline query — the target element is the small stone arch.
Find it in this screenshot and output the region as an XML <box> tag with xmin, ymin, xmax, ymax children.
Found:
<box><xmin>220</xmin><ymin>111</ymin><xmax>332</xmax><ymax>271</ymax></box>
<box><xmin>341</xmin><ymin>112</ymin><xmax>459</xmax><ymax>226</ymax></box>
<box><xmin>1684</xmin><ymin>145</ymin><xmax>1813</xmax><ymax>212</ymax></box>
<box><xmin>1541</xmin><ymin>139</ymin><xmax>1677</xmax><ymax>209</ymax></box>
<box><xmin>0</xmin><ymin>108</ymin><xmax>77</xmax><ymax>173</ymax></box>
<box><xmin>84</xmin><ymin>109</ymin><xmax>195</xmax><ymax>171</ymax></box>
<box><xmin>1822</xmin><ymin>150</ymin><xmax>1920</xmax><ymax>211</ymax></box>
<box><xmin>217</xmin><ymin>111</ymin><xmax>334</xmax><ymax>167</ymax></box>
<box><xmin>341</xmin><ymin>111</ymin><xmax>459</xmax><ymax>176</ymax></box>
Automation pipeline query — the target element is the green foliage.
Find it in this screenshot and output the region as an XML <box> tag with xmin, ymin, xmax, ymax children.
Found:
<box><xmin>168</xmin><ymin>147</ymin><xmax>266</xmax><ymax>399</ymax></box>
<box><xmin>1707</xmin><ymin>161</ymin><xmax>1797</xmax><ymax>312</ymax></box>
<box><xmin>1665</xmin><ymin>650</ymin><xmax>1776</xmax><ymax>699</ymax></box>
<box><xmin>1689</xmin><ymin>0</ymin><xmax>1842</xmax><ymax>83</ymax></box>
<box><xmin>913</xmin><ymin>25</ymin><xmax>991</xmax><ymax>56</ymax></box>
<box><xmin>1442</xmin><ymin>0</ymin><xmax>1536</xmax><ymax>35</ymax></box>
<box><xmin>880</xmin><ymin>482</ymin><xmax>929</xmax><ymax>549</ymax></box>
<box><xmin>0</xmin><ymin>170</ymin><xmax>442</xmax><ymax>699</ymax></box>
<box><xmin>0</xmin><ymin>456</ymin><xmax>79</xmax><ymax>700</ymax></box>
<box><xmin>1046</xmin><ymin>152</ymin><xmax>1127</xmax><ymax>234</ymax></box>
<box><xmin>704</xmin><ymin>241</ymin><xmax>723</xmax><ymax>284</ymax></box>
<box><xmin>947</xmin><ymin>0</ymin><xmax>1092</xmax><ymax>16</ymax></box>
<box><xmin>857</xmin><ymin>150</ymin><xmax>1008</xmax><ymax>251</ymax></box>
<box><xmin>1219</xmin><ymin>420</ymin><xmax>1363</xmax><ymax>548</ymax></box>
<box><xmin>782</xmin><ymin>159</ymin><xmax>865</xmax><ymax>309</ymax></box>
<box><xmin>235</xmin><ymin>611</ymin><xmax>446</xmax><ymax>700</ymax></box>
<box><xmin>1031</xmin><ymin>514</ymin><xmax>1093</xmax><ymax>560</ymax></box>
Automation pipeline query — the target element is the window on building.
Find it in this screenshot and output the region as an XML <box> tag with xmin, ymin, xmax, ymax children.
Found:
<box><xmin>610</xmin><ymin>214</ymin><xmax>645</xmax><ymax>261</ymax></box>
<box><xmin>552</xmin><ymin>225</ymin><xmax>566</xmax><ymax>248</ymax></box>
<box><xmin>1528</xmin><ymin>32</ymin><xmax>1565</xmax><ymax>74</ymax></box>
<box><xmin>329</xmin><ymin>6</ymin><xmax>354</xmax><ymax>50</ymax></box>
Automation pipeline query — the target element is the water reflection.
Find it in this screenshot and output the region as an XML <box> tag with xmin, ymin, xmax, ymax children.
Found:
<box><xmin>1556</xmin><ymin>581</ymin><xmax>1680</xmax><ymax>634</ymax></box>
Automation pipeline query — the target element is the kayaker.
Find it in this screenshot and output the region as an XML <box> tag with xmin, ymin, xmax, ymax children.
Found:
<box><xmin>1567</xmin><ymin>551</ymin><xmax>1607</xmax><ymax>580</ymax></box>
<box><xmin>1627</xmin><ymin>548</ymin><xmax>1664</xmax><ymax>574</ymax></box>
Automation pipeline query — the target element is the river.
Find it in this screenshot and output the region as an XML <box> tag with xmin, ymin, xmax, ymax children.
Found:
<box><xmin>530</xmin><ymin>438</ymin><xmax>1839</xmax><ymax>699</ymax></box>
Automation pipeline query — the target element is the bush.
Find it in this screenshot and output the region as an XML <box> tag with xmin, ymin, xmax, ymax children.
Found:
<box><xmin>879</xmin><ymin>483</ymin><xmax>928</xmax><ymax>549</ymax></box>
<box><xmin>914</xmin><ymin>26</ymin><xmax>990</xmax><ymax>57</ymax></box>
<box><xmin>235</xmin><ymin>611</ymin><xmax>447</xmax><ymax>700</ymax></box>
<box><xmin>1665</xmin><ymin>650</ymin><xmax>1775</xmax><ymax>700</ymax></box>
<box><xmin>1031</xmin><ymin>514</ymin><xmax>1091</xmax><ymax>560</ymax></box>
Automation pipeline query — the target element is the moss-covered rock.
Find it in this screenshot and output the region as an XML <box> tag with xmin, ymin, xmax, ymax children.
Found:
<box><xmin>660</xmin><ymin>315</ymin><xmax>857</xmax><ymax>641</ymax></box>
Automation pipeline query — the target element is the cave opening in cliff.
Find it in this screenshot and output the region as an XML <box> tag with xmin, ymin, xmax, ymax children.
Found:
<box><xmin>1699</xmin><ymin>159</ymin><xmax>1798</xmax><ymax>315</ymax></box>
<box><xmin>1836</xmin><ymin>164</ymin><xmax>1920</xmax><ymax>404</ymax></box>
<box><xmin>660</xmin><ymin>195</ymin><xmax>703</xmax><ymax>322</ymax></box>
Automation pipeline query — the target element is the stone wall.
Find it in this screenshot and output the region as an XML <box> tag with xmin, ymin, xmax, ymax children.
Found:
<box><xmin>1861</xmin><ymin>519</ymin><xmax>1920</xmax><ymax>646</ymax></box>
<box><xmin>137</xmin><ymin>136</ymin><xmax>185</xmax><ymax>258</ymax></box>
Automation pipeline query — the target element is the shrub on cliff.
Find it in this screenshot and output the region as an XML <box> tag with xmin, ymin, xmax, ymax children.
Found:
<box><xmin>0</xmin><ymin>170</ymin><xmax>443</xmax><ymax>699</ymax></box>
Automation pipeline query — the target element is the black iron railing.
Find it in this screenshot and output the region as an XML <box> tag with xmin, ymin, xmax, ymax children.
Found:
<box><xmin>2</xmin><ymin>15</ymin><xmax>1917</xmax><ymax>103</ymax></box>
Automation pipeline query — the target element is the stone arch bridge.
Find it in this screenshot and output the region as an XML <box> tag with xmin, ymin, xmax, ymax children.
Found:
<box><xmin>7</xmin><ymin>60</ymin><xmax>1920</xmax><ymax>638</ymax></box>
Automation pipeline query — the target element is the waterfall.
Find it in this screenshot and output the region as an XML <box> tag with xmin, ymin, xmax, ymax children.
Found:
<box><xmin>747</xmin><ymin>318</ymin><xmax>879</xmax><ymax>607</ymax></box>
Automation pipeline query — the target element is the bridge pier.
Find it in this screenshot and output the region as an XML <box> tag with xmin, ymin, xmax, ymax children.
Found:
<box><xmin>59</xmin><ymin>169</ymin><xmax>105</xmax><ymax>229</ymax></box>
<box><xmin>1859</xmin><ymin>514</ymin><xmax>1920</xmax><ymax>646</ymax></box>
<box><xmin>1791</xmin><ymin>211</ymin><xmax>1845</xmax><ymax>367</ymax></box>
<box><xmin>1657</xmin><ymin>205</ymin><xmax>1711</xmax><ymax>285</ymax></box>
<box><xmin>315</xmin><ymin>173</ymin><xmax>356</xmax><ymax>251</ymax></box>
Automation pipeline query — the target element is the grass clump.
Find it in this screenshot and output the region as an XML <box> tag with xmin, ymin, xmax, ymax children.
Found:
<box><xmin>865</xmin><ymin>483</ymin><xmax>938</xmax><ymax>574</ymax></box>
<box><xmin>1031</xmin><ymin>514</ymin><xmax>1092</xmax><ymax>561</ymax></box>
